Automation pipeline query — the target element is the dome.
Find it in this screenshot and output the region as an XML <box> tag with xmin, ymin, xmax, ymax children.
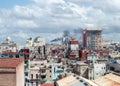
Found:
<box><xmin>6</xmin><ymin>36</ymin><xmax>12</xmax><ymax>42</ymax></box>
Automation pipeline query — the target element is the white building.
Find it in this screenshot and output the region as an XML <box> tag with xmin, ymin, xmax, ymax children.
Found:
<box><xmin>33</xmin><ymin>36</ymin><xmax>45</xmax><ymax>47</ymax></box>
<box><xmin>26</xmin><ymin>38</ymin><xmax>33</xmax><ymax>48</ymax></box>
<box><xmin>0</xmin><ymin>37</ymin><xmax>20</xmax><ymax>53</ymax></box>
<box><xmin>87</xmin><ymin>53</ymin><xmax>99</xmax><ymax>63</ymax></box>
<box><xmin>89</xmin><ymin>60</ymin><xmax>107</xmax><ymax>80</ymax></box>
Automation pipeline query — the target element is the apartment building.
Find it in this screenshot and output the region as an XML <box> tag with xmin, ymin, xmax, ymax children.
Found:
<box><xmin>0</xmin><ymin>58</ymin><xmax>24</xmax><ymax>86</ymax></box>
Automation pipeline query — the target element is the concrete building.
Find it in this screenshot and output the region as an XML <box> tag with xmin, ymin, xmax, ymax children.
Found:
<box><xmin>88</xmin><ymin>60</ymin><xmax>108</xmax><ymax>80</ymax></box>
<box><xmin>30</xmin><ymin>60</ymin><xmax>53</xmax><ymax>85</ymax></box>
<box><xmin>108</xmin><ymin>63</ymin><xmax>120</xmax><ymax>72</ymax></box>
<box><xmin>56</xmin><ymin>74</ymin><xmax>98</xmax><ymax>86</ymax></box>
<box><xmin>30</xmin><ymin>59</ymin><xmax>67</xmax><ymax>85</ymax></box>
<box><xmin>0</xmin><ymin>58</ymin><xmax>24</xmax><ymax>86</ymax></box>
<box><xmin>51</xmin><ymin>63</ymin><xmax>66</xmax><ymax>81</ymax></box>
<box><xmin>0</xmin><ymin>37</ymin><xmax>20</xmax><ymax>53</ymax></box>
<box><xmin>87</xmin><ymin>53</ymin><xmax>99</xmax><ymax>63</ymax></box>
<box><xmin>83</xmin><ymin>27</ymin><xmax>102</xmax><ymax>50</ymax></box>
<box><xmin>33</xmin><ymin>36</ymin><xmax>45</xmax><ymax>46</ymax></box>
<box><xmin>67</xmin><ymin>39</ymin><xmax>79</xmax><ymax>59</ymax></box>
<box><xmin>26</xmin><ymin>37</ymin><xmax>33</xmax><ymax>48</ymax></box>
<box><xmin>94</xmin><ymin>73</ymin><xmax>120</xmax><ymax>86</ymax></box>
<box><xmin>0</xmin><ymin>48</ymin><xmax>31</xmax><ymax>86</ymax></box>
<box><xmin>74</xmin><ymin>62</ymin><xmax>88</xmax><ymax>78</ymax></box>
<box><xmin>28</xmin><ymin>36</ymin><xmax>46</xmax><ymax>59</ymax></box>
<box><xmin>30</xmin><ymin>66</ymin><xmax>40</xmax><ymax>86</ymax></box>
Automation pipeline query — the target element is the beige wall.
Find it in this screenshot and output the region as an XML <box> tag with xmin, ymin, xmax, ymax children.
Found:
<box><xmin>31</xmin><ymin>69</ymin><xmax>39</xmax><ymax>79</ymax></box>
<box><xmin>0</xmin><ymin>73</ymin><xmax>16</xmax><ymax>86</ymax></box>
<box><xmin>16</xmin><ymin>61</ymin><xmax>25</xmax><ymax>86</ymax></box>
<box><xmin>46</xmin><ymin>69</ymin><xmax>52</xmax><ymax>81</ymax></box>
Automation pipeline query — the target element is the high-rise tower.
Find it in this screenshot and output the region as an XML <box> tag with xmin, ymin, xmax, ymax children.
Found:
<box><xmin>83</xmin><ymin>27</ymin><xmax>102</xmax><ymax>50</ymax></box>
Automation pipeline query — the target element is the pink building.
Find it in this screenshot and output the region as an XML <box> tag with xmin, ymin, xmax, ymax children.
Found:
<box><xmin>0</xmin><ymin>58</ymin><xmax>24</xmax><ymax>86</ymax></box>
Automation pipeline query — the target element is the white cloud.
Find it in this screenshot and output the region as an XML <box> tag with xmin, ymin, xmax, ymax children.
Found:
<box><xmin>0</xmin><ymin>0</ymin><xmax>120</xmax><ymax>45</ymax></box>
<box><xmin>15</xmin><ymin>19</ymin><xmax>38</xmax><ymax>28</ymax></box>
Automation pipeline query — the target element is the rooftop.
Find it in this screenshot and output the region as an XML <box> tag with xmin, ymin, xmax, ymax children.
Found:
<box><xmin>0</xmin><ymin>58</ymin><xmax>24</xmax><ymax>68</ymax></box>
<box><xmin>56</xmin><ymin>74</ymin><xmax>98</xmax><ymax>86</ymax></box>
<box><xmin>94</xmin><ymin>73</ymin><xmax>120</xmax><ymax>86</ymax></box>
<box><xmin>41</xmin><ymin>84</ymin><xmax>54</xmax><ymax>86</ymax></box>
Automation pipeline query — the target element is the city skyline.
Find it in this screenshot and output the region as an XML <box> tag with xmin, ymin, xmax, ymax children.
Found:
<box><xmin>0</xmin><ymin>0</ymin><xmax>120</xmax><ymax>45</ymax></box>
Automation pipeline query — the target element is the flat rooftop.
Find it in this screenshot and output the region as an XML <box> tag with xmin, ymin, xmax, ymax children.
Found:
<box><xmin>0</xmin><ymin>58</ymin><xmax>24</xmax><ymax>68</ymax></box>
<box><xmin>56</xmin><ymin>74</ymin><xmax>98</xmax><ymax>86</ymax></box>
<box><xmin>94</xmin><ymin>73</ymin><xmax>120</xmax><ymax>86</ymax></box>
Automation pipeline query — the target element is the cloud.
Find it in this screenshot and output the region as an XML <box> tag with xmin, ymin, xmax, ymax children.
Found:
<box><xmin>0</xmin><ymin>0</ymin><xmax>120</xmax><ymax>45</ymax></box>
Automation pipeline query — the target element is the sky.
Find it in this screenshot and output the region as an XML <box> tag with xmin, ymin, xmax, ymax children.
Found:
<box><xmin>0</xmin><ymin>0</ymin><xmax>120</xmax><ymax>45</ymax></box>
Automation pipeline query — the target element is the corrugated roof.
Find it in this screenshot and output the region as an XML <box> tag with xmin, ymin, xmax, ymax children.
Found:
<box><xmin>0</xmin><ymin>58</ymin><xmax>24</xmax><ymax>68</ymax></box>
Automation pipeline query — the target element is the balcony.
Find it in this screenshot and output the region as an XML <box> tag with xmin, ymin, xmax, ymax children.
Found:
<box><xmin>41</xmin><ymin>72</ymin><xmax>46</xmax><ymax>75</ymax></box>
<box><xmin>30</xmin><ymin>78</ymin><xmax>40</xmax><ymax>81</ymax></box>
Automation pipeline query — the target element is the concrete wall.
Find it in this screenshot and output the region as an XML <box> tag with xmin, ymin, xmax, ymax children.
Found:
<box><xmin>93</xmin><ymin>63</ymin><xmax>106</xmax><ymax>79</ymax></box>
<box><xmin>16</xmin><ymin>61</ymin><xmax>24</xmax><ymax>86</ymax></box>
<box><xmin>0</xmin><ymin>73</ymin><xmax>16</xmax><ymax>86</ymax></box>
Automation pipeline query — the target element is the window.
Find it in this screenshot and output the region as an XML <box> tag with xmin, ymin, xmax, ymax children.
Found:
<box><xmin>9</xmin><ymin>55</ymin><xmax>13</xmax><ymax>58</ymax></box>
<box><xmin>31</xmin><ymin>82</ymin><xmax>33</xmax><ymax>86</ymax></box>
<box><xmin>25</xmin><ymin>73</ymin><xmax>28</xmax><ymax>76</ymax></box>
<box><xmin>31</xmin><ymin>74</ymin><xmax>33</xmax><ymax>79</ymax></box>
<box><xmin>16</xmin><ymin>55</ymin><xmax>19</xmax><ymax>58</ymax></box>
<box><xmin>36</xmin><ymin>82</ymin><xmax>38</xmax><ymax>86</ymax></box>
<box><xmin>58</xmin><ymin>66</ymin><xmax>60</xmax><ymax>68</ymax></box>
<box><xmin>36</xmin><ymin>74</ymin><xmax>39</xmax><ymax>79</ymax></box>
<box><xmin>41</xmin><ymin>70</ymin><xmax>46</xmax><ymax>73</ymax></box>
<box><xmin>49</xmin><ymin>66</ymin><xmax>52</xmax><ymax>68</ymax></box>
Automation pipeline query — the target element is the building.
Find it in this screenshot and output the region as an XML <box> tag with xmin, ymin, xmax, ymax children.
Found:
<box><xmin>79</xmin><ymin>48</ymin><xmax>92</xmax><ymax>61</ymax></box>
<box><xmin>74</xmin><ymin>62</ymin><xmax>89</xmax><ymax>78</ymax></box>
<box><xmin>0</xmin><ymin>58</ymin><xmax>24</xmax><ymax>86</ymax></box>
<box><xmin>83</xmin><ymin>27</ymin><xmax>102</xmax><ymax>50</ymax></box>
<box><xmin>56</xmin><ymin>74</ymin><xmax>98</xmax><ymax>86</ymax></box>
<box><xmin>30</xmin><ymin>60</ymin><xmax>52</xmax><ymax>85</ymax></box>
<box><xmin>33</xmin><ymin>36</ymin><xmax>45</xmax><ymax>46</ymax></box>
<box><xmin>88</xmin><ymin>60</ymin><xmax>108</xmax><ymax>80</ymax></box>
<box><xmin>67</xmin><ymin>39</ymin><xmax>79</xmax><ymax>59</ymax></box>
<box><xmin>51</xmin><ymin>63</ymin><xmax>66</xmax><ymax>81</ymax></box>
<box><xmin>30</xmin><ymin>66</ymin><xmax>40</xmax><ymax>86</ymax></box>
<box><xmin>0</xmin><ymin>37</ymin><xmax>20</xmax><ymax>53</ymax></box>
<box><xmin>0</xmin><ymin>49</ymin><xmax>31</xmax><ymax>86</ymax></box>
<box><xmin>94</xmin><ymin>73</ymin><xmax>120</xmax><ymax>86</ymax></box>
<box><xmin>28</xmin><ymin>36</ymin><xmax>46</xmax><ymax>59</ymax></box>
<box><xmin>41</xmin><ymin>84</ymin><xmax>54</xmax><ymax>86</ymax></box>
<box><xmin>26</xmin><ymin>37</ymin><xmax>33</xmax><ymax>48</ymax></box>
<box><xmin>87</xmin><ymin>52</ymin><xmax>99</xmax><ymax>63</ymax></box>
